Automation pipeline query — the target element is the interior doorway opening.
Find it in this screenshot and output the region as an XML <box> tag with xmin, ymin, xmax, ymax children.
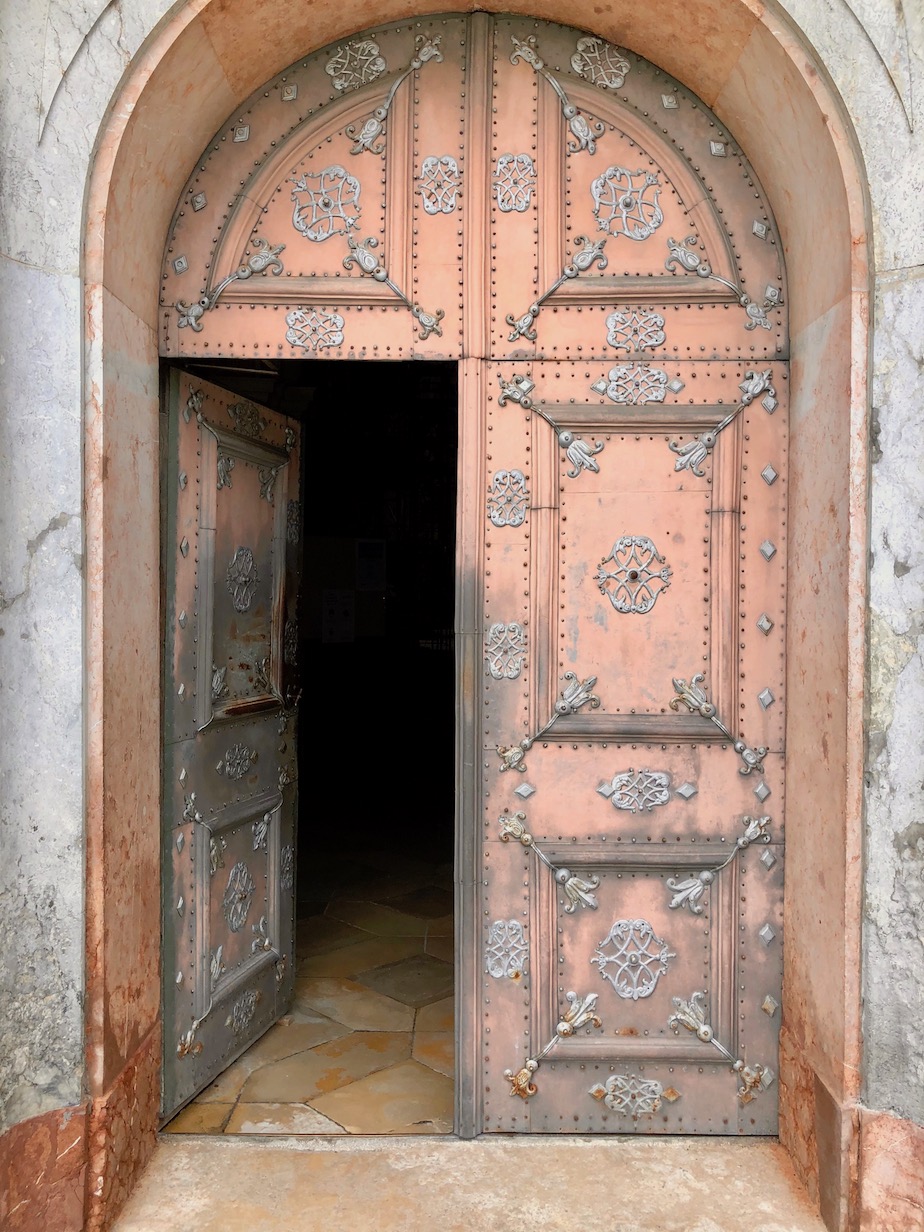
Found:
<box><xmin>163</xmin><ymin>358</ymin><xmax>459</xmax><ymax>1136</ymax></box>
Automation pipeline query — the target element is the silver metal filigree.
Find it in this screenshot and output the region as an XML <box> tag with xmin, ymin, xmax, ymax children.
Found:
<box><xmin>217</xmin><ymin>453</ymin><xmax>235</xmax><ymax>489</ymax></box>
<box><xmin>325</xmin><ymin>38</ymin><xmax>387</xmax><ymax>92</ymax></box>
<box><xmin>222</xmin><ymin>861</ymin><xmax>256</xmax><ymax>933</ymax></box>
<box><xmin>593</xmin><ymin>364</ymin><xmax>668</xmax><ymax>405</ymax></box>
<box><xmin>227</xmin><ymin>402</ymin><xmax>266</xmax><ymax>438</ymax></box>
<box><xmin>226</xmin><ymin>989</ymin><xmax>261</xmax><ymax>1035</ymax></box>
<box><xmin>176</xmin><ymin>237</ymin><xmax>285</xmax><ymax>332</ymax></box>
<box><xmin>592</xmin><ymin>919</ymin><xmax>676</xmax><ymax>1000</ymax></box>
<box><xmin>285</xmin><ymin>307</ymin><xmax>345</xmax><ymax>352</ymax></box>
<box><xmin>252</xmin><ymin>813</ymin><xmax>270</xmax><ymax>852</ymax></box>
<box><xmin>487</xmin><ymin>469</ymin><xmax>530</xmax><ymax>528</ymax></box>
<box><xmin>505</xmin><ymin>989</ymin><xmax>603</xmax><ymax>1100</ymax></box>
<box><xmin>590</xmin><ymin>1073</ymin><xmax>664</xmax><ymax>1119</ymax></box>
<box><xmin>176</xmin><ymin>1023</ymin><xmax>203</xmax><ymax>1059</ymax></box>
<box><xmin>493</xmin><ymin>153</ymin><xmax>536</xmax><ymax>213</ymax></box>
<box><xmin>226</xmin><ymin>547</ymin><xmax>259</xmax><ymax>612</ymax></box>
<box><xmin>259</xmin><ymin>467</ymin><xmax>276</xmax><ymax>503</ymax></box>
<box><xmin>591</xmin><ymin>166</ymin><xmax>663</xmax><ymax>240</ymax></box>
<box><xmin>251</xmin><ymin>914</ymin><xmax>272</xmax><ymax>954</ymax></box>
<box><xmin>287</xmin><ymin>500</ymin><xmax>301</xmax><ymax>544</ymax></box>
<box><xmin>212</xmin><ymin>665</ymin><xmax>229</xmax><ymax>702</ymax></box>
<box><xmin>597</xmin><ymin>536</ymin><xmax>672</xmax><ymax>614</ymax></box>
<box><xmin>343</xmin><ymin>236</ymin><xmax>443</xmax><ymax>339</ymax></box>
<box><xmin>498</xmin><ymin>373</ymin><xmax>604</xmax><ymax>478</ymax></box>
<box><xmin>506</xmin><ymin>235</ymin><xmax>607</xmax><ymax>342</ymax></box>
<box><xmin>485</xmin><ymin>919</ymin><xmax>529</xmax><ymax>979</ymax></box>
<box><xmin>209</xmin><ymin>834</ymin><xmax>227</xmax><ymax>876</ymax></box>
<box><xmin>665</xmin><ymin>234</ymin><xmax>781</xmax><ymax>331</ymax></box>
<box><xmin>347</xmin><ymin>36</ymin><xmax>443</xmax><ymax>156</ymax></box>
<box><xmin>666</xmin><ymin>815</ymin><xmax>772</xmax><ymax>914</ymax></box>
<box><xmin>485</xmin><ymin>621</ymin><xmax>527</xmax><ymax>680</ymax></box>
<box><xmin>223</xmin><ymin>743</ymin><xmax>254</xmax><ymax>779</ymax></box>
<box><xmin>669</xmin><ymin>672</ymin><xmax>768</xmax><ymax>776</ymax></box>
<box><xmin>280</xmin><ymin>845</ymin><xmax>295</xmax><ymax>891</ymax></box>
<box><xmin>499</xmin><ymin>811</ymin><xmax>600</xmax><ymax>914</ymax></box>
<box><xmin>419</xmin><ymin>156</ymin><xmax>461</xmax><ymax>215</ymax></box>
<box><xmin>571</xmin><ymin>36</ymin><xmax>630</xmax><ymax>89</ymax></box>
<box><xmin>209</xmin><ymin>945</ymin><xmax>225</xmax><ymax>991</ymax></box>
<box><xmin>669</xmin><ymin>990</ymin><xmax>773</xmax><ymax>1102</ymax></box>
<box><xmin>670</xmin><ymin>368</ymin><xmax>777</xmax><ymax>475</ymax></box>
<box><xmin>284</xmin><ymin>620</ymin><xmax>298</xmax><ymax>666</ymax></box>
<box><xmin>497</xmin><ymin>671</ymin><xmax>600</xmax><ymax>772</ymax></box>
<box><xmin>606</xmin><ymin>309</ymin><xmax>666</xmax><ymax>352</ymax></box>
<box><xmin>601</xmin><ymin>768</ymin><xmax>672</xmax><ymax>812</ymax></box>
<box><xmin>290</xmin><ymin>165</ymin><xmax>361</xmax><ymax>241</ymax></box>
<box><xmin>510</xmin><ymin>35</ymin><xmax>604</xmax><ymax>155</ymax></box>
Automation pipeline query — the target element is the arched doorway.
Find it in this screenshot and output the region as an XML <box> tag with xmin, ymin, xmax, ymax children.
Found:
<box><xmin>83</xmin><ymin>0</ymin><xmax>869</xmax><ymax>1222</ymax></box>
<box><xmin>158</xmin><ymin>12</ymin><xmax>789</xmax><ymax>1138</ymax></box>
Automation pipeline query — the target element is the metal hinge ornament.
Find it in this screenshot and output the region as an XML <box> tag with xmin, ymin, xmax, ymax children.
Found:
<box><xmin>497</xmin><ymin>671</ymin><xmax>600</xmax><ymax>772</ymax></box>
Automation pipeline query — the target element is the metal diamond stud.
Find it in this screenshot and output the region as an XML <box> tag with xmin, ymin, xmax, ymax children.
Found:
<box><xmin>596</xmin><ymin>781</ymin><xmax>615</xmax><ymax>800</ymax></box>
<box><xmin>176</xmin><ymin>896</ymin><xmax>185</xmax><ymax>915</ymax></box>
<box><xmin>180</xmin><ymin>537</ymin><xmax>189</xmax><ymax>557</ymax></box>
<box><xmin>191</xmin><ymin>192</ymin><xmax>207</xmax><ymax>211</ymax></box>
<box><xmin>758</xmin><ymin>923</ymin><xmax>776</xmax><ymax>946</ymax></box>
<box><xmin>179</xmin><ymin>768</ymin><xmax>187</xmax><ymax>783</ymax></box>
<box><xmin>661</xmin><ymin>94</ymin><xmax>678</xmax><ymax>109</ymax></box>
<box><xmin>756</xmin><ymin>613</ymin><xmax>774</xmax><ymax>635</ymax></box>
<box><xmin>675</xmin><ymin>782</ymin><xmax>698</xmax><ymax>801</ymax></box>
<box><xmin>759</xmin><ymin>540</ymin><xmax>777</xmax><ymax>561</ymax></box>
<box><xmin>762</xmin><ymin>995</ymin><xmax>779</xmax><ymax>1017</ymax></box>
<box><xmin>668</xmin><ymin>377</ymin><xmax>685</xmax><ymax>394</ymax></box>
<box><xmin>710</xmin><ymin>140</ymin><xmax>727</xmax><ymax>157</ymax></box>
<box><xmin>752</xmin><ymin>220</ymin><xmax>769</xmax><ymax>240</ymax></box>
<box><xmin>177</xmin><ymin>683</ymin><xmax>186</xmax><ymax>700</ymax></box>
<box><xmin>754</xmin><ymin>780</ymin><xmax>771</xmax><ymax>802</ymax></box>
<box><xmin>760</xmin><ymin>1068</ymin><xmax>776</xmax><ymax>1089</ymax></box>
<box><xmin>762</xmin><ymin>393</ymin><xmax>778</xmax><ymax>414</ymax></box>
<box><xmin>282</xmin><ymin>83</ymin><xmax>298</xmax><ymax>101</ymax></box>
<box><xmin>175</xmin><ymin>971</ymin><xmax>183</xmax><ymax>986</ymax></box>
<box><xmin>591</xmin><ymin>378</ymin><xmax>608</xmax><ymax>396</ymax></box>
<box><xmin>233</xmin><ymin>125</ymin><xmax>250</xmax><ymax>142</ymax></box>
<box><xmin>758</xmin><ymin>688</ymin><xmax>775</xmax><ymax>709</ymax></box>
<box><xmin>662</xmin><ymin>1087</ymin><xmax>681</xmax><ymax>1102</ymax></box>
<box><xmin>175</xmin><ymin>834</ymin><xmax>185</xmax><ymax>853</ymax></box>
<box><xmin>765</xmin><ymin>285</ymin><xmax>782</xmax><ymax>305</ymax></box>
<box><xmin>515</xmin><ymin>782</ymin><xmax>537</xmax><ymax>800</ymax></box>
<box><xmin>760</xmin><ymin>849</ymin><xmax>777</xmax><ymax>870</ymax></box>
<box><xmin>178</xmin><ymin>609</ymin><xmax>188</xmax><ymax>629</ymax></box>
<box><xmin>761</xmin><ymin>464</ymin><xmax>778</xmax><ymax>486</ymax></box>
<box><xmin>173</xmin><ymin>255</ymin><xmax>189</xmax><ymax>275</ymax></box>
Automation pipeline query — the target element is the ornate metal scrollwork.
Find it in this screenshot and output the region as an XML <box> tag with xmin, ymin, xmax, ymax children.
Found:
<box><xmin>252</xmin><ymin>813</ymin><xmax>271</xmax><ymax>852</ymax></box>
<box><xmin>419</xmin><ymin>155</ymin><xmax>461</xmax><ymax>214</ymax></box>
<box><xmin>499</xmin><ymin>812</ymin><xmax>600</xmax><ymax>914</ymax></box>
<box><xmin>505</xmin><ymin>990</ymin><xmax>603</xmax><ymax>1100</ymax></box>
<box><xmin>669</xmin><ymin>672</ymin><xmax>768</xmax><ymax>776</ymax></box>
<box><xmin>571</xmin><ymin>36</ymin><xmax>630</xmax><ymax>89</ymax></box>
<box><xmin>592</xmin><ymin>919</ymin><xmax>676</xmax><ymax>1000</ymax></box>
<box><xmin>590</xmin><ymin>1073</ymin><xmax>667</xmax><ymax>1119</ymax></box>
<box><xmin>226</xmin><ymin>547</ymin><xmax>259</xmax><ymax>612</ymax></box>
<box><xmin>285</xmin><ymin>307</ymin><xmax>345</xmax><ymax>353</ymax></box>
<box><xmin>325</xmin><ymin>38</ymin><xmax>387</xmax><ymax>92</ymax></box>
<box><xmin>598</xmin><ymin>768</ymin><xmax>672</xmax><ymax>812</ymax></box>
<box><xmin>211</xmin><ymin>665</ymin><xmax>229</xmax><ymax>702</ymax></box>
<box><xmin>498</xmin><ymin>373</ymin><xmax>604</xmax><ymax>479</ymax></box>
<box><xmin>280</xmin><ymin>845</ymin><xmax>295</xmax><ymax>891</ymax></box>
<box><xmin>597</xmin><ymin>536</ymin><xmax>672</xmax><ymax>614</ymax></box>
<box><xmin>669</xmin><ymin>369</ymin><xmax>777</xmax><ymax>475</ymax></box>
<box><xmin>343</xmin><ymin>236</ymin><xmax>444</xmax><ymax>339</ymax></box>
<box><xmin>666</xmin><ymin>815</ymin><xmax>771</xmax><ymax>914</ymax></box>
<box><xmin>222</xmin><ymin>861</ymin><xmax>256</xmax><ymax>932</ymax></box>
<box><xmin>493</xmin><ymin>153</ymin><xmax>536</xmax><ymax>213</ymax></box>
<box><xmin>506</xmin><ymin>235</ymin><xmax>608</xmax><ymax>343</ymax></box>
<box><xmin>485</xmin><ymin>919</ymin><xmax>529</xmax><ymax>979</ymax></box>
<box><xmin>222</xmin><ymin>743</ymin><xmax>256</xmax><ymax>779</ymax></box>
<box><xmin>290</xmin><ymin>165</ymin><xmax>361</xmax><ymax>241</ymax></box>
<box><xmin>606</xmin><ymin>309</ymin><xmax>666</xmax><ymax>352</ymax></box>
<box><xmin>209</xmin><ymin>834</ymin><xmax>227</xmax><ymax>876</ymax></box>
<box><xmin>487</xmin><ymin>469</ymin><xmax>530</xmax><ymax>528</ymax></box>
<box><xmin>226</xmin><ymin>988</ymin><xmax>262</xmax><ymax>1036</ymax></box>
<box><xmin>668</xmin><ymin>990</ymin><xmax>774</xmax><ymax>1102</ymax></box>
<box><xmin>227</xmin><ymin>402</ymin><xmax>266</xmax><ymax>438</ymax></box>
<box><xmin>347</xmin><ymin>35</ymin><xmax>443</xmax><ymax>156</ymax></box>
<box><xmin>665</xmin><ymin>234</ymin><xmax>782</xmax><ymax>332</ymax></box>
<box><xmin>591</xmin><ymin>166</ymin><xmax>663</xmax><ymax>240</ymax></box>
<box><xmin>484</xmin><ymin>621</ymin><xmax>527</xmax><ymax>680</ymax></box>
<box><xmin>591</xmin><ymin>364</ymin><xmax>668</xmax><ymax>405</ymax></box>
<box><xmin>175</xmin><ymin>237</ymin><xmax>285</xmax><ymax>332</ymax></box>
<box><xmin>217</xmin><ymin>453</ymin><xmax>234</xmax><ymax>490</ymax></box>
<box><xmin>510</xmin><ymin>35</ymin><xmax>604</xmax><ymax>155</ymax></box>
<box><xmin>497</xmin><ymin>671</ymin><xmax>600</xmax><ymax>772</ymax></box>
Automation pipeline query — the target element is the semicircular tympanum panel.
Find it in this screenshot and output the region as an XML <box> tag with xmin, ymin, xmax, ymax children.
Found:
<box><xmin>160</xmin><ymin>12</ymin><xmax>789</xmax><ymax>1139</ymax></box>
<box><xmin>160</xmin><ymin>13</ymin><xmax>787</xmax><ymax>364</ymax></box>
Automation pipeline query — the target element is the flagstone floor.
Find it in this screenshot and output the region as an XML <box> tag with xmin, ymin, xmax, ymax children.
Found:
<box><xmin>163</xmin><ymin>853</ymin><xmax>455</xmax><ymax>1136</ymax></box>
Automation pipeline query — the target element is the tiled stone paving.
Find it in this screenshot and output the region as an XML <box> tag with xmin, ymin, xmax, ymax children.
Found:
<box><xmin>164</xmin><ymin>853</ymin><xmax>454</xmax><ymax>1136</ymax></box>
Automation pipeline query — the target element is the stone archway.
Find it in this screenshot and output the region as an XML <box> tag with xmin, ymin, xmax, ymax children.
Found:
<box><xmin>82</xmin><ymin>1</ymin><xmax>870</xmax><ymax>1227</ymax></box>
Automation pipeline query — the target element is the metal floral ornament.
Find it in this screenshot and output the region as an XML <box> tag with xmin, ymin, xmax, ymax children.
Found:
<box><xmin>669</xmin><ymin>672</ymin><xmax>768</xmax><ymax>776</ymax></box>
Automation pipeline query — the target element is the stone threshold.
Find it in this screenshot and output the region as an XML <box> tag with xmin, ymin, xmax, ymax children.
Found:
<box><xmin>113</xmin><ymin>1133</ymin><xmax>827</xmax><ymax>1231</ymax></box>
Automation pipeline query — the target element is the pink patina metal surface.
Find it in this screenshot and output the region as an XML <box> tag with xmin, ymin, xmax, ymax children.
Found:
<box><xmin>160</xmin><ymin>13</ymin><xmax>788</xmax><ymax>1134</ymax></box>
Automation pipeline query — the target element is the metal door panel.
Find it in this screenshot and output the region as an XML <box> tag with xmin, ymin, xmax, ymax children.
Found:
<box><xmin>162</xmin><ymin>371</ymin><xmax>299</xmax><ymax>1119</ymax></box>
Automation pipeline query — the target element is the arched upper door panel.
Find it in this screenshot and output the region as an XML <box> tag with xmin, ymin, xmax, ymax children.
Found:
<box><xmin>159</xmin><ymin>13</ymin><xmax>787</xmax><ymax>361</ymax></box>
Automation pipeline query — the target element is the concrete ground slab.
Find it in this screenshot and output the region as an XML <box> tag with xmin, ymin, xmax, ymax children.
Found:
<box><xmin>113</xmin><ymin>1134</ymin><xmax>827</xmax><ymax>1232</ymax></box>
